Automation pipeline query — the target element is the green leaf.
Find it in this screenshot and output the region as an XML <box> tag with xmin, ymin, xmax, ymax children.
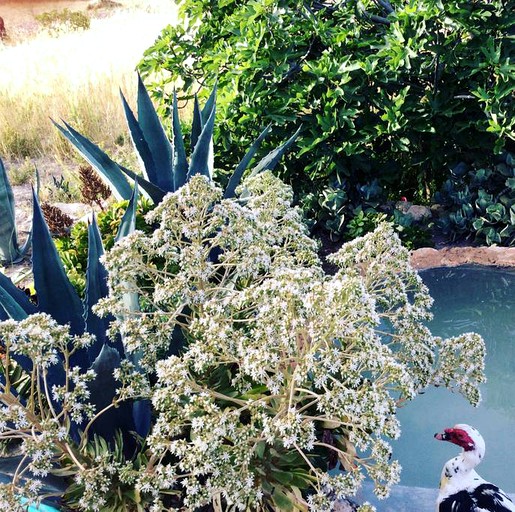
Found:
<box><xmin>272</xmin><ymin>488</ymin><xmax>294</xmax><ymax>511</ymax></box>
<box><xmin>271</xmin><ymin>469</ymin><xmax>293</xmax><ymax>485</ymax></box>
<box><xmin>53</xmin><ymin>120</ymin><xmax>133</xmax><ymax>201</ymax></box>
<box><xmin>254</xmin><ymin>441</ymin><xmax>266</xmax><ymax>459</ymax></box>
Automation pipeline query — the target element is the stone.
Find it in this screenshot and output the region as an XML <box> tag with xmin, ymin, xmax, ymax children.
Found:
<box><xmin>406</xmin><ymin>204</ymin><xmax>432</xmax><ymax>223</ymax></box>
<box><xmin>411</xmin><ymin>246</ymin><xmax>515</xmax><ymax>270</ymax></box>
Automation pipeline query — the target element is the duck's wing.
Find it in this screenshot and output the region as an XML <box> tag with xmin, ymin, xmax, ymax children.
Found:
<box><xmin>472</xmin><ymin>483</ymin><xmax>515</xmax><ymax>511</ymax></box>
<box><xmin>439</xmin><ymin>489</ymin><xmax>475</xmax><ymax>511</ymax></box>
<box><xmin>438</xmin><ymin>484</ymin><xmax>515</xmax><ymax>512</ymax></box>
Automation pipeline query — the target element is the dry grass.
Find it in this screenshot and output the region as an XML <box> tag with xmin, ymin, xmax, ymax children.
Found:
<box><xmin>0</xmin><ymin>0</ymin><xmax>178</xmax><ymax>163</ymax></box>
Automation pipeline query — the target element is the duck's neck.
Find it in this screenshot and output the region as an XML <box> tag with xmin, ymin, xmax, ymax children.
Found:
<box><xmin>455</xmin><ymin>448</ymin><xmax>483</xmax><ymax>472</ymax></box>
<box><xmin>440</xmin><ymin>448</ymin><xmax>483</xmax><ymax>492</ymax></box>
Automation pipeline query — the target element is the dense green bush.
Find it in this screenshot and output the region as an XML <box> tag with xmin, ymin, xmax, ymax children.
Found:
<box><xmin>140</xmin><ymin>0</ymin><xmax>514</xmax><ymax>236</ymax></box>
<box><xmin>435</xmin><ymin>152</ymin><xmax>515</xmax><ymax>246</ymax></box>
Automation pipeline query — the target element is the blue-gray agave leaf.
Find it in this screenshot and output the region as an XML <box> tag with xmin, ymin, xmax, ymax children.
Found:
<box><xmin>172</xmin><ymin>90</ymin><xmax>188</xmax><ymax>191</ymax></box>
<box><xmin>31</xmin><ymin>189</ymin><xmax>86</xmax><ymax>347</ymax></box>
<box><xmin>249</xmin><ymin>126</ymin><xmax>302</xmax><ymax>178</ymax></box>
<box><xmin>0</xmin><ymin>271</ymin><xmax>37</xmax><ymax>321</ymax></box>
<box><xmin>87</xmin><ymin>344</ymin><xmax>137</xmax><ymax>447</ymax></box>
<box><xmin>201</xmin><ymin>82</ymin><xmax>217</xmax><ymax>125</ymax></box>
<box><xmin>120</xmin><ymin>90</ymin><xmax>157</xmax><ymax>185</ymax></box>
<box><xmin>190</xmin><ymin>95</ymin><xmax>203</xmax><ymax>154</ymax></box>
<box><xmin>0</xmin><ymin>157</ymin><xmax>21</xmax><ymax>264</ymax></box>
<box><xmin>188</xmin><ymin>99</ymin><xmax>216</xmax><ymax>180</ymax></box>
<box><xmin>84</xmin><ymin>215</ymin><xmax>123</xmax><ymax>359</ymax></box>
<box><xmin>136</xmin><ymin>74</ymin><xmax>174</xmax><ymax>192</ymax></box>
<box><xmin>113</xmin><ymin>183</ymin><xmax>151</xmax><ymax>437</ymax></box>
<box><xmin>118</xmin><ymin>165</ymin><xmax>166</xmax><ymax>204</ymax></box>
<box><xmin>224</xmin><ymin>125</ymin><xmax>272</xmax><ymax>199</ymax></box>
<box><xmin>53</xmin><ymin>120</ymin><xmax>132</xmax><ymax>201</ymax></box>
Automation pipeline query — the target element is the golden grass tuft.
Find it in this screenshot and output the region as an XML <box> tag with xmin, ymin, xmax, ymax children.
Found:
<box><xmin>0</xmin><ymin>2</ymin><xmax>177</xmax><ymax>161</ymax></box>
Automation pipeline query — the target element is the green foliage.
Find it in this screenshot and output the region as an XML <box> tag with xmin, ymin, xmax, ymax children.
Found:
<box><xmin>55</xmin><ymin>199</ymin><xmax>153</xmax><ymax>296</ymax></box>
<box><xmin>140</xmin><ymin>0</ymin><xmax>514</xmax><ymax>237</ymax></box>
<box><xmin>343</xmin><ymin>208</ymin><xmax>432</xmax><ymax>249</ymax></box>
<box><xmin>435</xmin><ymin>152</ymin><xmax>515</xmax><ymax>246</ymax></box>
<box><xmin>36</xmin><ymin>9</ymin><xmax>91</xmax><ymax>35</ymax></box>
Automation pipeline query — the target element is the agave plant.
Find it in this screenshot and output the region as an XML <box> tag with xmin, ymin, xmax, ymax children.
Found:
<box><xmin>54</xmin><ymin>75</ymin><xmax>299</xmax><ymax>204</ymax></box>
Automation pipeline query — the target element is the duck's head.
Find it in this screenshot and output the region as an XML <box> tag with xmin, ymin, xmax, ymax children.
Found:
<box><xmin>434</xmin><ymin>424</ymin><xmax>485</xmax><ymax>456</ymax></box>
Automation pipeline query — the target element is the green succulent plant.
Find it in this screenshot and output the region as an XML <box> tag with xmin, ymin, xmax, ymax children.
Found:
<box><xmin>435</xmin><ymin>152</ymin><xmax>515</xmax><ymax>246</ymax></box>
<box><xmin>54</xmin><ymin>76</ymin><xmax>299</xmax><ymax>204</ymax></box>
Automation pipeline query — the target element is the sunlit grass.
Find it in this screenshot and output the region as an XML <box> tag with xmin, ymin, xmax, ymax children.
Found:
<box><xmin>0</xmin><ymin>2</ymin><xmax>177</xmax><ymax>161</ymax></box>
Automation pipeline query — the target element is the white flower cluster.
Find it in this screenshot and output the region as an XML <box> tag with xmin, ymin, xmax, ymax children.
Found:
<box><xmin>99</xmin><ymin>174</ymin><xmax>486</xmax><ymax>510</ymax></box>
<box><xmin>0</xmin><ymin>173</ymin><xmax>486</xmax><ymax>511</ymax></box>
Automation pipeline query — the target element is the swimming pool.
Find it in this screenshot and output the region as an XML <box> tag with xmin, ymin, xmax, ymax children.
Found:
<box><xmin>359</xmin><ymin>265</ymin><xmax>515</xmax><ymax>510</ymax></box>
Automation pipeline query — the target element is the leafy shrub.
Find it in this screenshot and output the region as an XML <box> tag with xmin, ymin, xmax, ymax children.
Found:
<box><xmin>435</xmin><ymin>152</ymin><xmax>515</xmax><ymax>246</ymax></box>
<box><xmin>0</xmin><ymin>173</ymin><xmax>484</xmax><ymax>511</ymax></box>
<box><xmin>140</xmin><ymin>0</ymin><xmax>514</xmax><ymax>237</ymax></box>
<box><xmin>36</xmin><ymin>9</ymin><xmax>91</xmax><ymax>35</ymax></box>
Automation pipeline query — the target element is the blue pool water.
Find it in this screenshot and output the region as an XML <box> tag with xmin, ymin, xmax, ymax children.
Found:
<box><xmin>359</xmin><ymin>265</ymin><xmax>515</xmax><ymax>510</ymax></box>
<box><xmin>395</xmin><ymin>265</ymin><xmax>515</xmax><ymax>491</ymax></box>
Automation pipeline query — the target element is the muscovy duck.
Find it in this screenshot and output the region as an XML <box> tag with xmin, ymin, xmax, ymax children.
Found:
<box><xmin>435</xmin><ymin>424</ymin><xmax>515</xmax><ymax>511</ymax></box>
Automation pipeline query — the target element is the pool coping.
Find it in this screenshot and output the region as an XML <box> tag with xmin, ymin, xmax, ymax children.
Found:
<box><xmin>411</xmin><ymin>246</ymin><xmax>515</xmax><ymax>270</ymax></box>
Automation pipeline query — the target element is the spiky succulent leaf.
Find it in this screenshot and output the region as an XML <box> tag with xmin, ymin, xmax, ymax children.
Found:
<box><xmin>120</xmin><ymin>89</ymin><xmax>157</xmax><ymax>184</ymax></box>
<box><xmin>188</xmin><ymin>101</ymin><xmax>216</xmax><ymax>180</ymax></box>
<box><xmin>136</xmin><ymin>74</ymin><xmax>174</xmax><ymax>192</ymax></box>
<box><xmin>115</xmin><ymin>182</ymin><xmax>139</xmax><ymax>243</ymax></box>
<box><xmin>172</xmin><ymin>91</ymin><xmax>188</xmax><ymax>190</ymax></box>
<box><xmin>201</xmin><ymin>82</ymin><xmax>217</xmax><ymax>125</ymax></box>
<box><xmin>250</xmin><ymin>126</ymin><xmax>302</xmax><ymax>178</ymax></box>
<box><xmin>113</xmin><ymin>183</ymin><xmax>151</xmax><ymax>437</ymax></box>
<box><xmin>31</xmin><ymin>189</ymin><xmax>86</xmax><ymax>344</ymax></box>
<box><xmin>85</xmin><ymin>215</ymin><xmax>122</xmax><ymax>358</ymax></box>
<box><xmin>224</xmin><ymin>125</ymin><xmax>272</xmax><ymax>199</ymax></box>
<box><xmin>0</xmin><ymin>272</ymin><xmax>36</xmax><ymax>321</ymax></box>
<box><xmin>53</xmin><ymin>120</ymin><xmax>132</xmax><ymax>201</ymax></box>
<box><xmin>0</xmin><ymin>157</ymin><xmax>21</xmax><ymax>263</ymax></box>
<box><xmin>0</xmin><ymin>456</ymin><xmax>67</xmax><ymax>498</ymax></box>
<box><xmin>118</xmin><ymin>165</ymin><xmax>166</xmax><ymax>204</ymax></box>
<box><xmin>190</xmin><ymin>95</ymin><xmax>203</xmax><ymax>153</ymax></box>
<box><xmin>87</xmin><ymin>344</ymin><xmax>137</xmax><ymax>446</ymax></box>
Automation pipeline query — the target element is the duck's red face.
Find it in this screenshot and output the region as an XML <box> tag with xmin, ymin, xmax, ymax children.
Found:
<box><xmin>434</xmin><ymin>427</ymin><xmax>476</xmax><ymax>451</ymax></box>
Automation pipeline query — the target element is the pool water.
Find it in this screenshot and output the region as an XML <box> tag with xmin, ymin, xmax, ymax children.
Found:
<box><xmin>393</xmin><ymin>265</ymin><xmax>515</xmax><ymax>492</ymax></box>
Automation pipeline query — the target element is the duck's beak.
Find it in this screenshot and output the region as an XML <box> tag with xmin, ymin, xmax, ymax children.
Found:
<box><xmin>434</xmin><ymin>431</ymin><xmax>449</xmax><ymax>441</ymax></box>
